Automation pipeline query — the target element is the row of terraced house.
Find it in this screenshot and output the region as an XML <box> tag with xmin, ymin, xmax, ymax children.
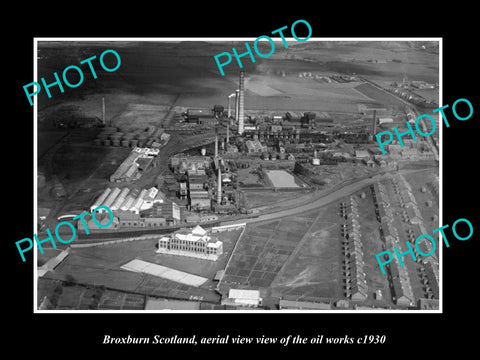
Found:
<box><xmin>340</xmin><ymin>196</ymin><xmax>368</xmax><ymax>301</ymax></box>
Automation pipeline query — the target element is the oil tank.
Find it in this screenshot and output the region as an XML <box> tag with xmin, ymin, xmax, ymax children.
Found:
<box><xmin>103</xmin><ymin>139</ymin><xmax>111</xmax><ymax>146</ymax></box>
<box><xmin>93</xmin><ymin>139</ymin><xmax>102</xmax><ymax>146</ymax></box>
<box><xmin>109</xmin><ymin>132</ymin><xmax>123</xmax><ymax>140</ymax></box>
<box><xmin>138</xmin><ymin>139</ymin><xmax>147</xmax><ymax>147</ymax></box>
<box><xmin>111</xmin><ymin>139</ymin><xmax>121</xmax><ymax>147</ymax></box>
<box><xmin>97</xmin><ymin>132</ymin><xmax>109</xmax><ymax>140</ymax></box>
<box><xmin>121</xmin><ymin>140</ymin><xmax>130</xmax><ymax>147</ymax></box>
<box><xmin>122</xmin><ymin>133</ymin><xmax>134</xmax><ymax>141</ymax></box>
<box><xmin>103</xmin><ymin>126</ymin><xmax>118</xmax><ymax>133</ymax></box>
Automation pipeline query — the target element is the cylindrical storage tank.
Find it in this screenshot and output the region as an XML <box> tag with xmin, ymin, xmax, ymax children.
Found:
<box><xmin>103</xmin><ymin>126</ymin><xmax>118</xmax><ymax>133</ymax></box>
<box><xmin>97</xmin><ymin>132</ymin><xmax>109</xmax><ymax>140</ymax></box>
<box><xmin>103</xmin><ymin>139</ymin><xmax>111</xmax><ymax>146</ymax></box>
<box><xmin>129</xmin><ymin>139</ymin><xmax>139</xmax><ymax>147</ymax></box>
<box><xmin>121</xmin><ymin>140</ymin><xmax>130</xmax><ymax>147</ymax></box>
<box><xmin>111</xmin><ymin>139</ymin><xmax>121</xmax><ymax>147</ymax></box>
<box><xmin>109</xmin><ymin>132</ymin><xmax>123</xmax><ymax>140</ymax></box>
<box><xmin>93</xmin><ymin>139</ymin><xmax>102</xmax><ymax>146</ymax></box>
<box><xmin>122</xmin><ymin>133</ymin><xmax>135</xmax><ymax>140</ymax></box>
<box><xmin>118</xmin><ymin>126</ymin><xmax>130</xmax><ymax>133</ymax></box>
<box><xmin>138</xmin><ymin>139</ymin><xmax>147</xmax><ymax>147</ymax></box>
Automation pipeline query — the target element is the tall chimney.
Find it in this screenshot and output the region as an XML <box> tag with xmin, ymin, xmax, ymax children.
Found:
<box><xmin>102</xmin><ymin>96</ymin><xmax>106</xmax><ymax>124</ymax></box>
<box><xmin>217</xmin><ymin>167</ymin><xmax>222</xmax><ymax>205</ymax></box>
<box><xmin>227</xmin><ymin>95</ymin><xmax>232</xmax><ymax>118</ymax></box>
<box><xmin>214</xmin><ymin>129</ymin><xmax>218</xmax><ymax>158</ymax></box>
<box><xmin>226</xmin><ymin>124</ymin><xmax>230</xmax><ymax>144</ymax></box>
<box><xmin>238</xmin><ymin>70</ymin><xmax>245</xmax><ymax>135</ymax></box>
<box><xmin>373</xmin><ymin>109</ymin><xmax>377</xmax><ymax>135</ymax></box>
<box><xmin>235</xmin><ymin>89</ymin><xmax>240</xmax><ymax>123</ymax></box>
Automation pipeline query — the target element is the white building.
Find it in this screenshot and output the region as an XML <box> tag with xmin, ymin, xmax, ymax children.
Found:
<box><xmin>157</xmin><ymin>225</ymin><xmax>223</xmax><ymax>261</ymax></box>
<box><xmin>223</xmin><ymin>289</ymin><xmax>262</xmax><ymax>307</ymax></box>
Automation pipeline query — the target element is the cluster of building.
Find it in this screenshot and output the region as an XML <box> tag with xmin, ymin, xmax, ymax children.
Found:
<box><xmin>385</xmin><ymin>141</ymin><xmax>436</xmax><ymax>161</ymax></box>
<box><xmin>340</xmin><ymin>196</ymin><xmax>368</xmax><ymax>301</ymax></box>
<box><xmin>373</xmin><ymin>181</ymin><xmax>415</xmax><ymax>306</ymax></box>
<box><xmin>82</xmin><ymin>185</ymin><xmax>181</xmax><ymax>231</ymax></box>
<box><xmin>157</xmin><ymin>225</ymin><xmax>223</xmax><ymax>261</ymax></box>
<box><xmin>110</xmin><ymin>147</ymin><xmax>159</xmax><ymax>183</ymax></box>
<box><xmin>393</xmin><ymin>176</ymin><xmax>439</xmax><ymax>299</ymax></box>
<box><xmin>184</xmin><ymin>107</ymin><xmax>222</xmax><ymax>127</ymax></box>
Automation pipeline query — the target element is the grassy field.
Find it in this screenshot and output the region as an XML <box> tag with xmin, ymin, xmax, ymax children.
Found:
<box><xmin>37</xmin><ymin>278</ymin><xmax>146</xmax><ymax>310</ymax></box>
<box><xmin>219</xmin><ymin>215</ymin><xmax>317</xmax><ymax>291</ymax></box>
<box><xmin>49</xmin><ymin>228</ymin><xmax>243</xmax><ymax>303</ymax></box>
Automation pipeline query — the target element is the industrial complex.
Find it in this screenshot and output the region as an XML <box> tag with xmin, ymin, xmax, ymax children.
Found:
<box><xmin>36</xmin><ymin>40</ymin><xmax>440</xmax><ymax>311</ymax></box>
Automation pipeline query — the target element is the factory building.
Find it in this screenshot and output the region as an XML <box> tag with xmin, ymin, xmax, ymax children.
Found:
<box><xmin>156</xmin><ymin>225</ymin><xmax>223</xmax><ymax>261</ymax></box>
<box><xmin>117</xmin><ymin>200</ymin><xmax>181</xmax><ymax>227</ymax></box>
<box><xmin>77</xmin><ymin>212</ymin><xmax>120</xmax><ymax>232</ymax></box>
<box><xmin>245</xmin><ymin>139</ymin><xmax>267</xmax><ymax>153</ymax></box>
<box><xmin>110</xmin><ymin>147</ymin><xmax>158</xmax><ymax>183</ymax></box>
<box><xmin>90</xmin><ymin>186</ymin><xmax>172</xmax><ymax>218</ymax></box>
<box><xmin>170</xmin><ymin>155</ymin><xmax>211</xmax><ymax>174</ymax></box>
<box><xmin>185</xmin><ymin>108</ymin><xmax>218</xmax><ymax>126</ymax></box>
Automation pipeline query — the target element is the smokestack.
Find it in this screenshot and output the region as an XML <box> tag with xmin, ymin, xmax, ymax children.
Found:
<box><xmin>102</xmin><ymin>97</ymin><xmax>106</xmax><ymax>124</ymax></box>
<box><xmin>226</xmin><ymin>124</ymin><xmax>230</xmax><ymax>144</ymax></box>
<box><xmin>217</xmin><ymin>167</ymin><xmax>222</xmax><ymax>205</ymax></box>
<box><xmin>238</xmin><ymin>70</ymin><xmax>245</xmax><ymax>135</ymax></box>
<box><xmin>214</xmin><ymin>129</ymin><xmax>218</xmax><ymax>158</ymax></box>
<box><xmin>227</xmin><ymin>95</ymin><xmax>232</xmax><ymax>118</ymax></box>
<box><xmin>372</xmin><ymin>109</ymin><xmax>377</xmax><ymax>135</ymax></box>
<box><xmin>235</xmin><ymin>89</ymin><xmax>240</xmax><ymax>122</ymax></box>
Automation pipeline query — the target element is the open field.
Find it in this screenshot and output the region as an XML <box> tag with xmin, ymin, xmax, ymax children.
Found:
<box><xmin>38</xmin><ymin>278</ymin><xmax>146</xmax><ymax>310</ymax></box>
<box><xmin>47</xmin><ymin>228</ymin><xmax>242</xmax><ymax>303</ymax></box>
<box><xmin>264</xmin><ymin>170</ymin><xmax>300</xmax><ymax>188</ymax></box>
<box><xmin>219</xmin><ymin>214</ymin><xmax>319</xmax><ymax>292</ymax></box>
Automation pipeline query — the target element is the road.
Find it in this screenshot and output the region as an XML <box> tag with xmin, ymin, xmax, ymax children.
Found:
<box><xmin>221</xmin><ymin>167</ymin><xmax>435</xmax><ymax>225</ymax></box>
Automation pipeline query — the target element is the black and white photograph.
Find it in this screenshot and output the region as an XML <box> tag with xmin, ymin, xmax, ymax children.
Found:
<box><xmin>33</xmin><ymin>39</ymin><xmax>441</xmax><ymax>312</ymax></box>
<box><xmin>7</xmin><ymin>6</ymin><xmax>479</xmax><ymax>356</ymax></box>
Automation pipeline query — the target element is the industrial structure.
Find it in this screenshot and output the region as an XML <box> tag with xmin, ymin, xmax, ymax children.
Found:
<box><xmin>109</xmin><ymin>147</ymin><xmax>160</xmax><ymax>183</ymax></box>
<box><xmin>238</xmin><ymin>70</ymin><xmax>245</xmax><ymax>135</ymax></box>
<box><xmin>82</xmin><ymin>185</ymin><xmax>181</xmax><ymax>231</ymax></box>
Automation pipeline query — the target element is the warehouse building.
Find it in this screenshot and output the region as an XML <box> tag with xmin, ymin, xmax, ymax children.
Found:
<box><xmin>110</xmin><ymin>147</ymin><xmax>158</xmax><ymax>183</ymax></box>
<box><xmin>222</xmin><ymin>289</ymin><xmax>262</xmax><ymax>307</ymax></box>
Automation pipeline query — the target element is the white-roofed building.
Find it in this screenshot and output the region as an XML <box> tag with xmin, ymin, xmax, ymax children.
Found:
<box><xmin>130</xmin><ymin>189</ymin><xmax>148</xmax><ymax>214</ymax></box>
<box><xmin>156</xmin><ymin>225</ymin><xmax>223</xmax><ymax>260</ymax></box>
<box><xmin>90</xmin><ymin>188</ymin><xmax>112</xmax><ymax>213</ymax></box>
<box><xmin>140</xmin><ymin>187</ymin><xmax>162</xmax><ymax>210</ymax></box>
<box><xmin>110</xmin><ymin>187</ymin><xmax>130</xmax><ymax>211</ymax></box>
<box><xmin>223</xmin><ymin>289</ymin><xmax>262</xmax><ymax>307</ymax></box>
<box><xmin>355</xmin><ymin>150</ymin><xmax>370</xmax><ymax>159</ymax></box>
<box><xmin>102</xmin><ymin>187</ymin><xmax>121</xmax><ymax>210</ymax></box>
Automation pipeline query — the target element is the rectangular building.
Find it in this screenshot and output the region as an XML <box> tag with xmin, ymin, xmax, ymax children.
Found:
<box><xmin>157</xmin><ymin>225</ymin><xmax>223</xmax><ymax>260</ymax></box>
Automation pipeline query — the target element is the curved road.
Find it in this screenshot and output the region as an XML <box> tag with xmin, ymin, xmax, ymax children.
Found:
<box><xmin>221</xmin><ymin>167</ymin><xmax>436</xmax><ymax>225</ymax></box>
